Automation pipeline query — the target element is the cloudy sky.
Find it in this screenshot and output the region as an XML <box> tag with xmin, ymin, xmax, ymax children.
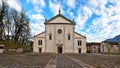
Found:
<box><xmin>1</xmin><ymin>0</ymin><xmax>120</xmax><ymax>42</ymax></box>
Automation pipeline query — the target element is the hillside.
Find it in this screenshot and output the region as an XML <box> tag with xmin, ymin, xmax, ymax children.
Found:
<box><xmin>0</xmin><ymin>41</ymin><xmax>31</xmax><ymax>51</ymax></box>
<box><xmin>105</xmin><ymin>35</ymin><xmax>120</xmax><ymax>45</ymax></box>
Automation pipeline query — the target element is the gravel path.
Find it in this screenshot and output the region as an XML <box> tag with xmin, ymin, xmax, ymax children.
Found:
<box><xmin>56</xmin><ymin>54</ymin><xmax>83</xmax><ymax>68</ymax></box>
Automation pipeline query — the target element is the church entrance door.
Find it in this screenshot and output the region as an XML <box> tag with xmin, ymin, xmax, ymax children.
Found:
<box><xmin>58</xmin><ymin>46</ymin><xmax>62</xmax><ymax>53</ymax></box>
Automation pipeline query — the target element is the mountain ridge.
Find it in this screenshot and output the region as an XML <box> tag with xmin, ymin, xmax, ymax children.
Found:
<box><xmin>105</xmin><ymin>35</ymin><xmax>120</xmax><ymax>45</ymax></box>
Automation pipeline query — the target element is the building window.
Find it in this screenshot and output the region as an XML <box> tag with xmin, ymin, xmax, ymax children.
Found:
<box><xmin>38</xmin><ymin>40</ymin><xmax>42</xmax><ymax>45</ymax></box>
<box><xmin>49</xmin><ymin>35</ymin><xmax>52</xmax><ymax>40</ymax></box>
<box><xmin>68</xmin><ymin>35</ymin><xmax>70</xmax><ymax>40</ymax></box>
<box><xmin>78</xmin><ymin>40</ymin><xmax>82</xmax><ymax>46</ymax></box>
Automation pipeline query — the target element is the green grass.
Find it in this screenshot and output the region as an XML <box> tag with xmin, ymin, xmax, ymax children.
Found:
<box><xmin>0</xmin><ymin>41</ymin><xmax>32</xmax><ymax>51</ymax></box>
<box><xmin>107</xmin><ymin>53</ymin><xmax>120</xmax><ymax>55</ymax></box>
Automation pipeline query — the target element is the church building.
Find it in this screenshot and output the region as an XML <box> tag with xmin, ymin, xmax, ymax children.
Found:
<box><xmin>33</xmin><ymin>12</ymin><xmax>87</xmax><ymax>53</ymax></box>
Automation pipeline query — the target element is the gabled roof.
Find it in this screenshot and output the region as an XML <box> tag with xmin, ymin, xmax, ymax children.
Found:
<box><xmin>34</xmin><ymin>31</ymin><xmax>45</xmax><ymax>37</ymax></box>
<box><xmin>44</xmin><ymin>14</ymin><xmax>74</xmax><ymax>25</ymax></box>
<box><xmin>74</xmin><ymin>32</ymin><xmax>86</xmax><ymax>38</ymax></box>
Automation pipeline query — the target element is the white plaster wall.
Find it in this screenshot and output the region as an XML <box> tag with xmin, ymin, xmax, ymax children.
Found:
<box><xmin>74</xmin><ymin>33</ymin><xmax>86</xmax><ymax>53</ymax></box>
<box><xmin>33</xmin><ymin>32</ymin><xmax>45</xmax><ymax>53</ymax></box>
<box><xmin>46</xmin><ymin>25</ymin><xmax>55</xmax><ymax>53</ymax></box>
<box><xmin>46</xmin><ymin>24</ymin><xmax>74</xmax><ymax>53</ymax></box>
<box><xmin>64</xmin><ymin>25</ymin><xmax>74</xmax><ymax>53</ymax></box>
<box><xmin>54</xmin><ymin>24</ymin><xmax>65</xmax><ymax>53</ymax></box>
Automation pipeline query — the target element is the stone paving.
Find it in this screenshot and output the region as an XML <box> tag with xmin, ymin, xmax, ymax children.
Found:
<box><xmin>0</xmin><ymin>53</ymin><xmax>120</xmax><ymax>68</ymax></box>
<box><xmin>0</xmin><ymin>53</ymin><xmax>56</xmax><ymax>68</ymax></box>
<box><xmin>56</xmin><ymin>54</ymin><xmax>83</xmax><ymax>68</ymax></box>
<box><xmin>68</xmin><ymin>53</ymin><xmax>120</xmax><ymax>68</ymax></box>
<box><xmin>45</xmin><ymin>55</ymin><xmax>57</xmax><ymax>68</ymax></box>
<box><xmin>66</xmin><ymin>55</ymin><xmax>95</xmax><ymax>68</ymax></box>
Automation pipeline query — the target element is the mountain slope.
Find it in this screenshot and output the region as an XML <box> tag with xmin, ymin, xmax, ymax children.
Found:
<box><xmin>105</xmin><ymin>35</ymin><xmax>120</xmax><ymax>45</ymax></box>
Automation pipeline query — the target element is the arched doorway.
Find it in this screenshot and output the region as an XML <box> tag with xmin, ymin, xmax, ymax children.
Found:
<box><xmin>58</xmin><ymin>46</ymin><xmax>62</xmax><ymax>53</ymax></box>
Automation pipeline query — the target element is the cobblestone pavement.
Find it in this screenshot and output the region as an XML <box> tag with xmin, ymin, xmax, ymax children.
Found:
<box><xmin>0</xmin><ymin>53</ymin><xmax>120</xmax><ymax>68</ymax></box>
<box><xmin>0</xmin><ymin>53</ymin><xmax>56</xmax><ymax>68</ymax></box>
<box><xmin>68</xmin><ymin>53</ymin><xmax>120</xmax><ymax>68</ymax></box>
<box><xmin>66</xmin><ymin>55</ymin><xmax>95</xmax><ymax>68</ymax></box>
<box><xmin>45</xmin><ymin>55</ymin><xmax>57</xmax><ymax>68</ymax></box>
<box><xmin>56</xmin><ymin>54</ymin><xmax>83</xmax><ymax>68</ymax></box>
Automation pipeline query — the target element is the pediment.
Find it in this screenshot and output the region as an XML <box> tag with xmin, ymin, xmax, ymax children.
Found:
<box><xmin>74</xmin><ymin>32</ymin><xmax>86</xmax><ymax>38</ymax></box>
<box><xmin>34</xmin><ymin>32</ymin><xmax>45</xmax><ymax>38</ymax></box>
<box><xmin>44</xmin><ymin>14</ymin><xmax>74</xmax><ymax>25</ymax></box>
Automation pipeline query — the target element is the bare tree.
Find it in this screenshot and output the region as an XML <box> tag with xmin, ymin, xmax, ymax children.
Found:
<box><xmin>0</xmin><ymin>0</ymin><xmax>8</xmax><ymax>40</ymax></box>
<box><xmin>12</xmin><ymin>10</ymin><xmax>30</xmax><ymax>44</ymax></box>
<box><xmin>0</xmin><ymin>0</ymin><xmax>31</xmax><ymax>45</ymax></box>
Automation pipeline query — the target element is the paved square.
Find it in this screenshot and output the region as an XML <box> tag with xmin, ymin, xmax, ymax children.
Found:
<box><xmin>0</xmin><ymin>53</ymin><xmax>120</xmax><ymax>68</ymax></box>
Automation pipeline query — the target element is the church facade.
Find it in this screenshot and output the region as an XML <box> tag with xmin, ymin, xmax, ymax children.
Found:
<box><xmin>33</xmin><ymin>13</ymin><xmax>87</xmax><ymax>53</ymax></box>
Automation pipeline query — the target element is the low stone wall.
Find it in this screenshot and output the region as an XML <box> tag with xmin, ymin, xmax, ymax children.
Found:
<box><xmin>0</xmin><ymin>45</ymin><xmax>4</xmax><ymax>53</ymax></box>
<box><xmin>16</xmin><ymin>48</ymin><xmax>23</xmax><ymax>53</ymax></box>
<box><xmin>8</xmin><ymin>48</ymin><xmax>24</xmax><ymax>53</ymax></box>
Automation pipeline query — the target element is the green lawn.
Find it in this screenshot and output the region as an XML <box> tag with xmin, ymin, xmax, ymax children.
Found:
<box><xmin>0</xmin><ymin>41</ymin><xmax>32</xmax><ymax>51</ymax></box>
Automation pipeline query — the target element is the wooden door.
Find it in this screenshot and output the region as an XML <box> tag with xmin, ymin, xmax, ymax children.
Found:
<box><xmin>78</xmin><ymin>48</ymin><xmax>81</xmax><ymax>53</ymax></box>
<box><xmin>58</xmin><ymin>47</ymin><xmax>62</xmax><ymax>53</ymax></box>
<box><xmin>39</xmin><ymin>48</ymin><xmax>42</xmax><ymax>53</ymax></box>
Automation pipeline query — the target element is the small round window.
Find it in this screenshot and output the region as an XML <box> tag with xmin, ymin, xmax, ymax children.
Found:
<box><xmin>58</xmin><ymin>29</ymin><xmax>62</xmax><ymax>34</ymax></box>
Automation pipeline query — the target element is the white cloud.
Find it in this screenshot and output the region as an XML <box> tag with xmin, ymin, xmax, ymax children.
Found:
<box><xmin>30</xmin><ymin>13</ymin><xmax>45</xmax><ymax>35</ymax></box>
<box><xmin>31</xmin><ymin>23</ymin><xmax>45</xmax><ymax>35</ymax></box>
<box><xmin>74</xmin><ymin>0</ymin><xmax>120</xmax><ymax>42</ymax></box>
<box><xmin>26</xmin><ymin>0</ymin><xmax>46</xmax><ymax>36</ymax></box>
<box><xmin>0</xmin><ymin>0</ymin><xmax>21</xmax><ymax>12</ymax></box>
<box><xmin>75</xmin><ymin>5</ymin><xmax>92</xmax><ymax>30</ymax></box>
<box><xmin>27</xmin><ymin>0</ymin><xmax>45</xmax><ymax>7</ymax></box>
<box><xmin>29</xmin><ymin>19</ymin><xmax>45</xmax><ymax>36</ymax></box>
<box><xmin>49</xmin><ymin>0</ymin><xmax>64</xmax><ymax>15</ymax></box>
<box><xmin>6</xmin><ymin>0</ymin><xmax>22</xmax><ymax>12</ymax></box>
<box><xmin>31</xmin><ymin>14</ymin><xmax>45</xmax><ymax>21</ymax></box>
<box><xmin>26</xmin><ymin>0</ymin><xmax>45</xmax><ymax>14</ymax></box>
<box><xmin>66</xmin><ymin>0</ymin><xmax>75</xmax><ymax>8</ymax></box>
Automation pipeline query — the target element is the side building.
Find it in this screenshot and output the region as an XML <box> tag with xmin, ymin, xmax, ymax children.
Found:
<box><xmin>100</xmin><ymin>41</ymin><xmax>119</xmax><ymax>54</ymax></box>
<box><xmin>87</xmin><ymin>42</ymin><xmax>100</xmax><ymax>53</ymax></box>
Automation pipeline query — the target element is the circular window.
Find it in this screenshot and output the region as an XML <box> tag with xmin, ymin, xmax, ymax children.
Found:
<box><xmin>58</xmin><ymin>29</ymin><xmax>62</xmax><ymax>34</ymax></box>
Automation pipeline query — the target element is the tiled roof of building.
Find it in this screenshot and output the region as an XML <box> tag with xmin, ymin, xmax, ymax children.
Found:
<box><xmin>104</xmin><ymin>41</ymin><xmax>119</xmax><ymax>45</ymax></box>
<box><xmin>87</xmin><ymin>42</ymin><xmax>101</xmax><ymax>46</ymax></box>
